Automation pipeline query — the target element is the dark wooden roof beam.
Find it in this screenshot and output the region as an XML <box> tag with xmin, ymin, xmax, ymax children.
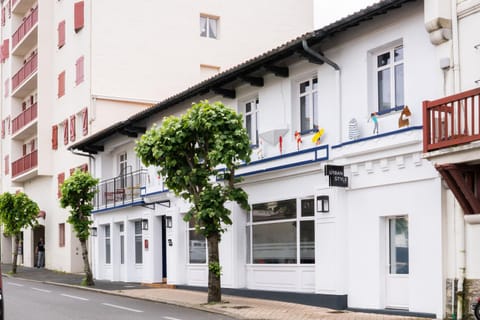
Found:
<box><xmin>212</xmin><ymin>87</ymin><xmax>236</xmax><ymax>99</ymax></box>
<box><xmin>241</xmin><ymin>76</ymin><xmax>264</xmax><ymax>87</ymax></box>
<box><xmin>265</xmin><ymin>65</ymin><xmax>289</xmax><ymax>78</ymax></box>
<box><xmin>82</xmin><ymin>145</ymin><xmax>104</xmax><ymax>154</ymax></box>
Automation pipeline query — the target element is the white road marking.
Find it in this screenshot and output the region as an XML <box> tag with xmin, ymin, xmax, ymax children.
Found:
<box><xmin>61</xmin><ymin>293</ymin><xmax>89</xmax><ymax>301</ymax></box>
<box><xmin>163</xmin><ymin>317</ymin><xmax>183</xmax><ymax>320</ymax></box>
<box><xmin>31</xmin><ymin>287</ymin><xmax>51</xmax><ymax>293</ymax></box>
<box><xmin>8</xmin><ymin>283</ymin><xmax>24</xmax><ymax>287</ymax></box>
<box><xmin>102</xmin><ymin>303</ymin><xmax>143</xmax><ymax>313</ymax></box>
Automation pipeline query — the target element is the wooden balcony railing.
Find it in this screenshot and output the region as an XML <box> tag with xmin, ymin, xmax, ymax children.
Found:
<box><xmin>423</xmin><ymin>87</ymin><xmax>480</xmax><ymax>153</ymax></box>
<box><xmin>12</xmin><ymin>149</ymin><xmax>38</xmax><ymax>177</ymax></box>
<box><xmin>11</xmin><ymin>52</ymin><xmax>37</xmax><ymax>91</ymax></box>
<box><xmin>12</xmin><ymin>102</ymin><xmax>37</xmax><ymax>134</ymax></box>
<box><xmin>12</xmin><ymin>6</ymin><xmax>38</xmax><ymax>48</ymax></box>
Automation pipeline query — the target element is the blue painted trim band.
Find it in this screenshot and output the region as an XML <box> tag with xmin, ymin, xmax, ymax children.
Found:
<box><xmin>240</xmin><ymin>144</ymin><xmax>329</xmax><ymax>167</ymax></box>
<box><xmin>93</xmin><ymin>200</ymin><xmax>145</xmax><ymax>214</ymax></box>
<box><xmin>237</xmin><ymin>154</ymin><xmax>328</xmax><ymax>177</ymax></box>
<box><xmin>332</xmin><ymin>126</ymin><xmax>423</xmax><ymax>149</ymax></box>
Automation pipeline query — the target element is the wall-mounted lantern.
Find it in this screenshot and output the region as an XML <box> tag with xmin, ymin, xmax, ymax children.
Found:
<box><xmin>316</xmin><ymin>195</ymin><xmax>329</xmax><ymax>213</ymax></box>
<box><xmin>142</xmin><ymin>219</ymin><xmax>149</xmax><ymax>231</ymax></box>
<box><xmin>90</xmin><ymin>227</ymin><xmax>98</xmax><ymax>237</ymax></box>
<box><xmin>165</xmin><ymin>216</ymin><xmax>173</xmax><ymax>228</ymax></box>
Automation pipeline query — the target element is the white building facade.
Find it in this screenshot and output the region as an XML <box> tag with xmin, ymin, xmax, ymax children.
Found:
<box><xmin>69</xmin><ymin>0</ymin><xmax>470</xmax><ymax>317</ymax></box>
<box><xmin>0</xmin><ymin>0</ymin><xmax>314</xmax><ymax>272</ymax></box>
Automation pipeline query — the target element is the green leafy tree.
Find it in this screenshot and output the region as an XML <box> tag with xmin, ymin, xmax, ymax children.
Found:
<box><xmin>60</xmin><ymin>169</ymin><xmax>99</xmax><ymax>286</ymax></box>
<box><xmin>135</xmin><ymin>100</ymin><xmax>251</xmax><ymax>303</ymax></box>
<box><xmin>0</xmin><ymin>192</ymin><xmax>39</xmax><ymax>274</ymax></box>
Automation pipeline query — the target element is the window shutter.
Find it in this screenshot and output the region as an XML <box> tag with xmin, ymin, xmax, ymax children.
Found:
<box><xmin>58</xmin><ymin>20</ymin><xmax>66</xmax><ymax>48</ymax></box>
<box><xmin>70</xmin><ymin>115</ymin><xmax>76</xmax><ymax>142</ymax></box>
<box><xmin>57</xmin><ymin>172</ymin><xmax>65</xmax><ymax>198</ymax></box>
<box><xmin>1</xmin><ymin>120</ymin><xmax>4</xmax><ymax>139</ymax></box>
<box><xmin>6</xmin><ymin>116</ymin><xmax>9</xmax><ymax>134</ymax></box>
<box><xmin>52</xmin><ymin>125</ymin><xmax>58</xmax><ymax>150</ymax></box>
<box><xmin>82</xmin><ymin>107</ymin><xmax>88</xmax><ymax>136</ymax></box>
<box><xmin>3</xmin><ymin>39</ymin><xmax>8</xmax><ymax>60</ymax></box>
<box><xmin>63</xmin><ymin>119</ymin><xmax>68</xmax><ymax>145</ymax></box>
<box><xmin>58</xmin><ymin>71</ymin><xmax>65</xmax><ymax>98</ymax></box>
<box><xmin>80</xmin><ymin>163</ymin><xmax>88</xmax><ymax>172</ymax></box>
<box><xmin>1</xmin><ymin>8</ymin><xmax>5</xmax><ymax>27</ymax></box>
<box><xmin>75</xmin><ymin>56</ymin><xmax>84</xmax><ymax>85</ymax></box>
<box><xmin>0</xmin><ymin>43</ymin><xmax>4</xmax><ymax>63</ymax></box>
<box><xmin>4</xmin><ymin>155</ymin><xmax>9</xmax><ymax>175</ymax></box>
<box><xmin>74</xmin><ymin>1</ymin><xmax>84</xmax><ymax>32</ymax></box>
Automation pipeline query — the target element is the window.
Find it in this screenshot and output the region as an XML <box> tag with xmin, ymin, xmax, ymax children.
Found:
<box><xmin>58</xmin><ymin>71</ymin><xmax>65</xmax><ymax>98</ymax></box>
<box><xmin>74</xmin><ymin>1</ymin><xmax>84</xmax><ymax>33</ymax></box>
<box><xmin>188</xmin><ymin>220</ymin><xmax>206</xmax><ymax>264</ymax></box>
<box><xmin>247</xmin><ymin>198</ymin><xmax>315</xmax><ymax>264</ymax></box>
<box><xmin>104</xmin><ymin>224</ymin><xmax>111</xmax><ymax>264</ymax></box>
<box><xmin>200</xmin><ymin>14</ymin><xmax>218</xmax><ymax>39</ymax></box>
<box><xmin>58</xmin><ymin>20</ymin><xmax>65</xmax><ymax>48</ymax></box>
<box><xmin>59</xmin><ymin>223</ymin><xmax>65</xmax><ymax>247</ymax></box>
<box><xmin>52</xmin><ymin>125</ymin><xmax>58</xmax><ymax>150</ymax></box>
<box><xmin>69</xmin><ymin>115</ymin><xmax>76</xmax><ymax>142</ymax></box>
<box><xmin>134</xmin><ymin>221</ymin><xmax>143</xmax><ymax>264</ymax></box>
<box><xmin>389</xmin><ymin>216</ymin><xmax>409</xmax><ymax>274</ymax></box>
<box><xmin>298</xmin><ymin>77</ymin><xmax>318</xmax><ymax>133</ymax></box>
<box><xmin>75</xmin><ymin>56</ymin><xmax>84</xmax><ymax>85</ymax></box>
<box><xmin>119</xmin><ymin>223</ymin><xmax>124</xmax><ymax>264</ymax></box>
<box><xmin>376</xmin><ymin>45</ymin><xmax>404</xmax><ymax>113</ymax></box>
<box><xmin>244</xmin><ymin>98</ymin><xmax>259</xmax><ymax>146</ymax></box>
<box><xmin>57</xmin><ymin>172</ymin><xmax>65</xmax><ymax>198</ymax></box>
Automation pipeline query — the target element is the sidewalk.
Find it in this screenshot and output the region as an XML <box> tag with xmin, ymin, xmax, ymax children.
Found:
<box><xmin>1</xmin><ymin>264</ymin><xmax>433</xmax><ymax>320</ymax></box>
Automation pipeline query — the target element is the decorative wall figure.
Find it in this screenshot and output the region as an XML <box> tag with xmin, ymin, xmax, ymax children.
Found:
<box><xmin>348</xmin><ymin>118</ymin><xmax>360</xmax><ymax>140</ymax></box>
<box><xmin>398</xmin><ymin>105</ymin><xmax>411</xmax><ymax>128</ymax></box>
<box><xmin>294</xmin><ymin>131</ymin><xmax>302</xmax><ymax>150</ymax></box>
<box><xmin>369</xmin><ymin>112</ymin><xmax>379</xmax><ymax>134</ymax></box>
<box><xmin>311</xmin><ymin>128</ymin><xmax>325</xmax><ymax>145</ymax></box>
<box><xmin>279</xmin><ymin>135</ymin><xmax>283</xmax><ymax>154</ymax></box>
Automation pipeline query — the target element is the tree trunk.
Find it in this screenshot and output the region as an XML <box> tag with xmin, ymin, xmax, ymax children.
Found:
<box><xmin>12</xmin><ymin>234</ymin><xmax>19</xmax><ymax>274</ymax></box>
<box><xmin>80</xmin><ymin>239</ymin><xmax>94</xmax><ymax>286</ymax></box>
<box><xmin>207</xmin><ymin>232</ymin><xmax>221</xmax><ymax>303</ymax></box>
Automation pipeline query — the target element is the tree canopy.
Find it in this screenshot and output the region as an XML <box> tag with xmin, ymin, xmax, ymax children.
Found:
<box><xmin>135</xmin><ymin>100</ymin><xmax>251</xmax><ymax>302</ymax></box>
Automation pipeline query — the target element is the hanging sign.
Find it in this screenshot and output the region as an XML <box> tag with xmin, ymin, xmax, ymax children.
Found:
<box><xmin>324</xmin><ymin>165</ymin><xmax>344</xmax><ymax>177</ymax></box>
<box><xmin>325</xmin><ymin>164</ymin><xmax>348</xmax><ymax>188</ymax></box>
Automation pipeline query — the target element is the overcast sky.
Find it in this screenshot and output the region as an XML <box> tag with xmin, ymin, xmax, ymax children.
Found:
<box><xmin>314</xmin><ymin>0</ymin><xmax>379</xmax><ymax>28</ymax></box>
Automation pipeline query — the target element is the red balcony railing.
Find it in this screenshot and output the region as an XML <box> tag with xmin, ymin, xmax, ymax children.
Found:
<box><xmin>423</xmin><ymin>87</ymin><xmax>480</xmax><ymax>152</ymax></box>
<box><xmin>12</xmin><ymin>149</ymin><xmax>38</xmax><ymax>178</ymax></box>
<box><xmin>11</xmin><ymin>52</ymin><xmax>37</xmax><ymax>92</ymax></box>
<box><xmin>12</xmin><ymin>102</ymin><xmax>37</xmax><ymax>134</ymax></box>
<box><xmin>12</xmin><ymin>6</ymin><xmax>38</xmax><ymax>48</ymax></box>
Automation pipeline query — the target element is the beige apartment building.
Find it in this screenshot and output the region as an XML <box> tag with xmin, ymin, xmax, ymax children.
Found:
<box><xmin>0</xmin><ymin>0</ymin><xmax>314</xmax><ymax>272</ymax></box>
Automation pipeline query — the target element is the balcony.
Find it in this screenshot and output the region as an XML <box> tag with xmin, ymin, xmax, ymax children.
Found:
<box><xmin>93</xmin><ymin>169</ymin><xmax>148</xmax><ymax>211</ymax></box>
<box><xmin>12</xmin><ymin>52</ymin><xmax>37</xmax><ymax>98</ymax></box>
<box><xmin>12</xmin><ymin>149</ymin><xmax>38</xmax><ymax>180</ymax></box>
<box><xmin>12</xmin><ymin>0</ymin><xmax>36</xmax><ymax>15</ymax></box>
<box><xmin>12</xmin><ymin>6</ymin><xmax>38</xmax><ymax>55</ymax></box>
<box><xmin>11</xmin><ymin>102</ymin><xmax>37</xmax><ymax>140</ymax></box>
<box><xmin>423</xmin><ymin>87</ymin><xmax>480</xmax><ymax>154</ymax></box>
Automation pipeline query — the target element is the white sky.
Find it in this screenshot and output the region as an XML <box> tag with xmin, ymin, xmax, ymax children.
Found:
<box><xmin>313</xmin><ymin>0</ymin><xmax>379</xmax><ymax>29</ymax></box>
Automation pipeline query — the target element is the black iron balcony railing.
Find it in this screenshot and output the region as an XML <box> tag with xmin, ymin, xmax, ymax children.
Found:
<box><xmin>94</xmin><ymin>169</ymin><xmax>148</xmax><ymax>210</ymax></box>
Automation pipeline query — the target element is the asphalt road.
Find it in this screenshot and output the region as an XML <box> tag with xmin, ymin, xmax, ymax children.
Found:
<box><xmin>4</xmin><ymin>278</ymin><xmax>235</xmax><ymax>320</ymax></box>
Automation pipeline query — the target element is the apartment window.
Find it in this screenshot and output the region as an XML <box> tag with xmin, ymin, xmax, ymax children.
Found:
<box><xmin>376</xmin><ymin>45</ymin><xmax>404</xmax><ymax>113</ymax></box>
<box><xmin>188</xmin><ymin>220</ymin><xmax>206</xmax><ymax>264</ymax></box>
<box><xmin>75</xmin><ymin>56</ymin><xmax>84</xmax><ymax>85</ymax></box>
<box><xmin>4</xmin><ymin>155</ymin><xmax>9</xmax><ymax>175</ymax></box>
<box><xmin>104</xmin><ymin>225</ymin><xmax>111</xmax><ymax>264</ymax></box>
<box><xmin>58</xmin><ymin>20</ymin><xmax>66</xmax><ymax>48</ymax></box>
<box><xmin>58</xmin><ymin>71</ymin><xmax>65</xmax><ymax>98</ymax></box>
<box><xmin>69</xmin><ymin>115</ymin><xmax>76</xmax><ymax>142</ymax></box>
<box><xmin>59</xmin><ymin>223</ymin><xmax>65</xmax><ymax>247</ymax></box>
<box><xmin>74</xmin><ymin>1</ymin><xmax>84</xmax><ymax>33</ymax></box>
<box><xmin>247</xmin><ymin>198</ymin><xmax>315</xmax><ymax>264</ymax></box>
<box><xmin>200</xmin><ymin>14</ymin><xmax>218</xmax><ymax>39</ymax></box>
<box><xmin>243</xmin><ymin>98</ymin><xmax>259</xmax><ymax>146</ymax></box>
<box><xmin>52</xmin><ymin>125</ymin><xmax>58</xmax><ymax>150</ymax></box>
<box><xmin>81</xmin><ymin>108</ymin><xmax>88</xmax><ymax>136</ymax></box>
<box><xmin>57</xmin><ymin>172</ymin><xmax>65</xmax><ymax>198</ymax></box>
<box><xmin>134</xmin><ymin>221</ymin><xmax>143</xmax><ymax>264</ymax></box>
<box><xmin>298</xmin><ymin>77</ymin><xmax>318</xmax><ymax>133</ymax></box>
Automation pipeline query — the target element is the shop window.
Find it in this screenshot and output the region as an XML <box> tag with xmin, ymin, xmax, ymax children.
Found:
<box><xmin>188</xmin><ymin>219</ymin><xmax>206</xmax><ymax>264</ymax></box>
<box><xmin>104</xmin><ymin>224</ymin><xmax>111</xmax><ymax>264</ymax></box>
<box><xmin>134</xmin><ymin>221</ymin><xmax>143</xmax><ymax>264</ymax></box>
<box><xmin>247</xmin><ymin>198</ymin><xmax>315</xmax><ymax>264</ymax></box>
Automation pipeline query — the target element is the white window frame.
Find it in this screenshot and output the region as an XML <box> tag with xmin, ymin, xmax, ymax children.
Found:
<box><xmin>297</xmin><ymin>76</ymin><xmax>318</xmax><ymax>133</ymax></box>
<box><xmin>104</xmin><ymin>224</ymin><xmax>111</xmax><ymax>264</ymax></box>
<box><xmin>187</xmin><ymin>220</ymin><xmax>207</xmax><ymax>264</ymax></box>
<box><xmin>134</xmin><ymin>220</ymin><xmax>143</xmax><ymax>264</ymax></box>
<box><xmin>243</xmin><ymin>97</ymin><xmax>259</xmax><ymax>146</ymax></box>
<box><xmin>374</xmin><ymin>44</ymin><xmax>404</xmax><ymax>114</ymax></box>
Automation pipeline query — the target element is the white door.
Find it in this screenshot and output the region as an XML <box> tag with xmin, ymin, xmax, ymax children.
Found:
<box><xmin>385</xmin><ymin>216</ymin><xmax>409</xmax><ymax>309</ymax></box>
